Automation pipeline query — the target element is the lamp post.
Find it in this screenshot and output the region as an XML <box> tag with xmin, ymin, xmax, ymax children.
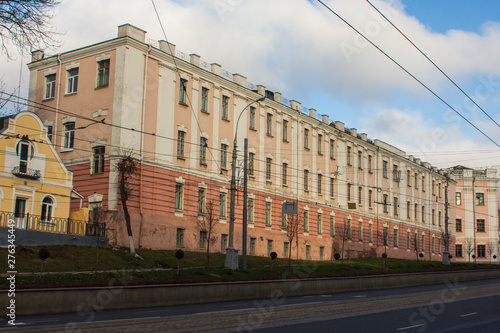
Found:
<box><xmin>225</xmin><ymin>95</ymin><xmax>266</xmax><ymax>269</ymax></box>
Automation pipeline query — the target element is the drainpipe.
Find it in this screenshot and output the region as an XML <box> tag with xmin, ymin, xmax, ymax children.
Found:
<box><xmin>55</xmin><ymin>53</ymin><xmax>62</xmax><ymax>147</ymax></box>
<box><xmin>137</xmin><ymin>44</ymin><xmax>152</xmax><ymax>248</ymax></box>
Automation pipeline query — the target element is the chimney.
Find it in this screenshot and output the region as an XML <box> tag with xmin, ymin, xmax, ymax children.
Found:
<box><xmin>31</xmin><ymin>50</ymin><xmax>44</xmax><ymax>62</ymax></box>
<box><xmin>159</xmin><ymin>40</ymin><xmax>176</xmax><ymax>55</ymax></box>
<box><xmin>257</xmin><ymin>85</ymin><xmax>266</xmax><ymax>96</ymax></box>
<box><xmin>309</xmin><ymin>108</ymin><xmax>317</xmax><ymax>119</ymax></box>
<box><xmin>117</xmin><ymin>24</ymin><xmax>146</xmax><ymax>42</ymax></box>
<box><xmin>322</xmin><ymin>115</ymin><xmax>329</xmax><ymax>124</ymax></box>
<box><xmin>274</xmin><ymin>92</ymin><xmax>282</xmax><ymax>103</ymax></box>
<box><xmin>335</xmin><ymin>121</ymin><xmax>345</xmax><ymax>131</ymax></box>
<box><xmin>211</xmin><ymin>63</ymin><xmax>221</xmax><ymax>75</ymax></box>
<box><xmin>233</xmin><ymin>74</ymin><xmax>247</xmax><ymax>87</ymax></box>
<box><xmin>290</xmin><ymin>100</ymin><xmax>301</xmax><ymax>111</ymax></box>
<box><xmin>190</xmin><ymin>54</ymin><xmax>200</xmax><ymax>67</ymax></box>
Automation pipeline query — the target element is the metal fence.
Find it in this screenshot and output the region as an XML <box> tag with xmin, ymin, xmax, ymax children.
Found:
<box><xmin>0</xmin><ymin>211</ymin><xmax>105</xmax><ymax>237</ymax></box>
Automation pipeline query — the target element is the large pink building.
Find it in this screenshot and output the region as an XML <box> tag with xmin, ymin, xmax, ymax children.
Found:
<box><xmin>452</xmin><ymin>167</ymin><xmax>499</xmax><ymax>263</ymax></box>
<box><xmin>26</xmin><ymin>24</ymin><xmax>458</xmax><ymax>261</ymax></box>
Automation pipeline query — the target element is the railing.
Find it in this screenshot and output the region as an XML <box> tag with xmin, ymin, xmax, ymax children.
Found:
<box><xmin>0</xmin><ymin>211</ymin><xmax>105</xmax><ymax>237</ymax></box>
<box><xmin>11</xmin><ymin>166</ymin><xmax>41</xmax><ymax>179</ymax></box>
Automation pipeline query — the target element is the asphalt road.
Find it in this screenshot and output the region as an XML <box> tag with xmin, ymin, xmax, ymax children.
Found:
<box><xmin>1</xmin><ymin>278</ymin><xmax>500</xmax><ymax>332</ymax></box>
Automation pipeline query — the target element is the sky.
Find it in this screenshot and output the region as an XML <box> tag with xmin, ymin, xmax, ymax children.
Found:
<box><xmin>1</xmin><ymin>0</ymin><xmax>499</xmax><ymax>178</ymax></box>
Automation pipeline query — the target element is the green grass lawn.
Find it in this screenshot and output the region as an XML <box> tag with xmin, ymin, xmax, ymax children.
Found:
<box><xmin>0</xmin><ymin>245</ymin><xmax>496</xmax><ymax>289</ymax></box>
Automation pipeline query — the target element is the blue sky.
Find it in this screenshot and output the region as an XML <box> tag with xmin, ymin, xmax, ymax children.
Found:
<box><xmin>1</xmin><ymin>0</ymin><xmax>499</xmax><ymax>174</ymax></box>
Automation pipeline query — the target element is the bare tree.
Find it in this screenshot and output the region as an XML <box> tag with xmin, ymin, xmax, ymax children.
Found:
<box><xmin>335</xmin><ymin>218</ymin><xmax>351</xmax><ymax>264</ymax></box>
<box><xmin>465</xmin><ymin>238</ymin><xmax>474</xmax><ymax>263</ymax></box>
<box><xmin>0</xmin><ymin>0</ymin><xmax>61</xmax><ymax>59</ymax></box>
<box><xmin>487</xmin><ymin>240</ymin><xmax>496</xmax><ymax>264</ymax></box>
<box><xmin>284</xmin><ymin>212</ymin><xmax>303</xmax><ymax>267</ymax></box>
<box><xmin>409</xmin><ymin>232</ymin><xmax>420</xmax><ymax>262</ymax></box>
<box><xmin>116</xmin><ymin>153</ymin><xmax>140</xmax><ymax>257</ymax></box>
<box><xmin>195</xmin><ymin>200</ymin><xmax>218</xmax><ymax>268</ymax></box>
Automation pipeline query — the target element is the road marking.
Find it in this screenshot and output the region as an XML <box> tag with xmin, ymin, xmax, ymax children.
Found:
<box><xmin>460</xmin><ymin>312</ymin><xmax>478</xmax><ymax>317</ymax></box>
<box><xmin>353</xmin><ymin>295</ymin><xmax>367</xmax><ymax>298</ymax></box>
<box><xmin>28</xmin><ymin>318</ymin><xmax>61</xmax><ymax>323</ymax></box>
<box><xmin>397</xmin><ymin>324</ymin><xmax>424</xmax><ymax>331</ymax></box>
<box><xmin>320</xmin><ymin>295</ymin><xmax>332</xmax><ymax>297</ymax></box>
<box><xmin>135</xmin><ymin>309</ymin><xmax>171</xmax><ymax>314</ymax></box>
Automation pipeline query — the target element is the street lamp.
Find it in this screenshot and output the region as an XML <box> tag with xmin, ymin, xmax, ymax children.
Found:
<box><xmin>225</xmin><ymin>95</ymin><xmax>266</xmax><ymax>269</ymax></box>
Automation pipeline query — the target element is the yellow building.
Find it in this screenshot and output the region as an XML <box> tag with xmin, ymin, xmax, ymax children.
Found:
<box><xmin>0</xmin><ymin>111</ymin><xmax>85</xmax><ymax>234</ymax></box>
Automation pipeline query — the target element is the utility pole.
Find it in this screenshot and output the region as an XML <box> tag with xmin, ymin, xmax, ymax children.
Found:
<box><xmin>442</xmin><ymin>175</ymin><xmax>450</xmax><ymax>265</ymax></box>
<box><xmin>242</xmin><ymin>138</ymin><xmax>248</xmax><ymax>269</ymax></box>
<box><xmin>472</xmin><ymin>176</ymin><xmax>477</xmax><ymax>264</ymax></box>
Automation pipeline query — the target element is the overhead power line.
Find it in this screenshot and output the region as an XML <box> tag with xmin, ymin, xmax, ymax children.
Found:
<box><xmin>365</xmin><ymin>0</ymin><xmax>500</xmax><ymax>129</ymax></box>
<box><xmin>316</xmin><ymin>0</ymin><xmax>500</xmax><ymax>149</ymax></box>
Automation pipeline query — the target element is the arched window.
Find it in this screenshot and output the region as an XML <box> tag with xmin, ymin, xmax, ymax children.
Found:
<box><xmin>41</xmin><ymin>197</ymin><xmax>53</xmax><ymax>222</ymax></box>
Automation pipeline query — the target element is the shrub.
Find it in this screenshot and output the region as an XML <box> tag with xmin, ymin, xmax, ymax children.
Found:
<box><xmin>334</xmin><ymin>253</ymin><xmax>341</xmax><ymax>260</ymax></box>
<box><xmin>270</xmin><ymin>252</ymin><xmax>277</xmax><ymax>260</ymax></box>
<box><xmin>175</xmin><ymin>249</ymin><xmax>185</xmax><ymax>260</ymax></box>
<box><xmin>38</xmin><ymin>248</ymin><xmax>50</xmax><ymax>261</ymax></box>
<box><xmin>381</xmin><ymin>253</ymin><xmax>387</xmax><ymax>259</ymax></box>
<box><xmin>419</xmin><ymin>253</ymin><xmax>424</xmax><ymax>258</ymax></box>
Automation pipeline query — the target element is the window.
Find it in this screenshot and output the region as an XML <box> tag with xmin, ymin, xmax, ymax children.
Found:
<box><xmin>358</xmin><ymin>151</ymin><xmax>362</xmax><ymax>169</ymax></box>
<box><xmin>250</xmin><ymin>238</ymin><xmax>256</xmax><ymax>254</ymax></box>
<box><xmin>198</xmin><ymin>188</ymin><xmax>206</xmax><ymax>216</ymax></box>
<box><xmin>304</xmin><ymin>169</ymin><xmax>309</xmax><ymax>192</ymax></box>
<box><xmin>422</xmin><ymin>176</ymin><xmax>425</xmax><ymax>191</ymax></box>
<box><xmin>383</xmin><ymin>226</ymin><xmax>388</xmax><ymax>246</ymax></box>
<box><xmin>407</xmin><ymin>201</ymin><xmax>411</xmax><ymax>219</ymax></box>
<box><xmin>318</xmin><ymin>213</ymin><xmax>323</xmax><ymax>235</ymax></box>
<box><xmin>199</xmin><ymin>137</ymin><xmax>207</xmax><ymax>164</ymax></box>
<box><xmin>18</xmin><ymin>141</ymin><xmax>32</xmax><ymax>173</ymax></box>
<box><xmin>456</xmin><ymin>218</ymin><xmax>462</xmax><ymax>232</ymax></box>
<box><xmin>382</xmin><ymin>161</ymin><xmax>388</xmax><ymax>178</ymax></box>
<box><xmin>432</xmin><ymin>236</ymin><xmax>435</xmax><ymax>254</ymax></box>
<box><xmin>305</xmin><ymin>245</ymin><xmax>311</xmax><ymax>259</ymax></box>
<box><xmin>219</xmin><ymin>193</ymin><xmax>227</xmax><ymax>218</ymax></box>
<box><xmin>383</xmin><ymin>194</ymin><xmax>388</xmax><ymax>213</ymax></box>
<box><xmin>368</xmin><ymin>155</ymin><xmax>372</xmax><ymax>173</ymax></box>
<box><xmin>266</xmin><ymin>113</ymin><xmax>272</xmax><ymax>136</ymax></box>
<box><xmin>177</xmin><ymin>131</ymin><xmax>185</xmax><ymax>157</ymax></box>
<box><xmin>456</xmin><ymin>192</ymin><xmax>461</xmax><ymax>206</ymax></box>
<box><xmin>201</xmin><ymin>87</ymin><xmax>209</xmax><ymax>112</ymax></box>
<box><xmin>176</xmin><ymin>228</ymin><xmax>184</xmax><ymax>247</ymax></box>
<box><xmin>347</xmin><ymin>184</ymin><xmax>352</xmax><ymax>202</ymax></box>
<box><xmin>179</xmin><ymin>78</ymin><xmax>187</xmax><ymax>104</ymax></box>
<box><xmin>267</xmin><ymin>240</ymin><xmax>273</xmax><ymax>256</ymax></box>
<box><xmin>456</xmin><ymin>244</ymin><xmax>463</xmax><ymax>258</ymax></box>
<box><xmin>249</xmin><ymin>106</ymin><xmax>256</xmax><ymax>129</ymax></box>
<box><xmin>282</xmin><ymin>163</ymin><xmax>288</xmax><ymax>186</ymax></box>
<box><xmin>394</xmin><ymin>229</ymin><xmax>399</xmax><ymax>248</ymax></box>
<box><xmin>266</xmin><ymin>158</ymin><xmax>272</xmax><ymax>181</ymax></box>
<box><xmin>393</xmin><ymin>164</ymin><xmax>399</xmax><ymax>182</ymax></box>
<box><xmin>438</xmin><ymin>211</ymin><xmax>442</xmax><ymax>227</ymax></box>
<box><xmin>97</xmin><ymin>59</ymin><xmax>110</xmax><ymax>87</ymax></box>
<box><xmin>304</xmin><ymin>210</ymin><xmax>309</xmax><ymax>232</ymax></box>
<box><xmin>407</xmin><ymin>170</ymin><xmax>411</xmax><ymax>186</ymax></box>
<box><xmin>92</xmin><ymin>146</ymin><xmax>105</xmax><ymax>174</ymax></box>
<box><xmin>318</xmin><ymin>174</ymin><xmax>323</xmax><ymax>195</ymax></box>
<box><xmin>318</xmin><ymin>133</ymin><xmax>323</xmax><ymax>154</ymax></box>
<box><xmin>432</xmin><ymin>180</ymin><xmax>435</xmax><ymax>195</ymax></box>
<box><xmin>281</xmin><ymin>214</ymin><xmax>287</xmax><ymax>229</ymax></box>
<box><xmin>347</xmin><ymin>146</ymin><xmax>352</xmax><ymax>165</ymax></box>
<box><xmin>347</xmin><ymin>219</ymin><xmax>352</xmax><ymax>240</ymax></box>
<box><xmin>393</xmin><ymin>197</ymin><xmax>398</xmax><ymax>216</ymax></box>
<box><xmin>421</xmin><ymin>206</ymin><xmax>425</xmax><ymax>223</ymax></box>
<box><xmin>407</xmin><ymin>231</ymin><xmax>411</xmax><ymax>249</ymax></box>
<box><xmin>284</xmin><ymin>242</ymin><xmax>289</xmax><ymax>258</ymax></box>
<box><xmin>283</xmin><ymin>119</ymin><xmax>288</xmax><ymax>141</ymax></box>
<box><xmin>432</xmin><ymin>209</ymin><xmax>435</xmax><ymax>225</ymax></box>
<box><xmin>220</xmin><ymin>144</ymin><xmax>228</xmax><ymax>169</ymax></box>
<box><xmin>415</xmin><ymin>173</ymin><xmax>419</xmax><ymax>189</ymax></box>
<box><xmin>330</xmin><ymin>215</ymin><xmax>335</xmax><ymax>238</ymax></box>
<box><xmin>46</xmin><ymin>125</ymin><xmax>53</xmax><ymax>142</ymax></box>
<box><xmin>41</xmin><ymin>197</ymin><xmax>53</xmax><ymax>222</ymax></box>
<box><xmin>330</xmin><ymin>177</ymin><xmax>335</xmax><ymax>198</ymax></box>
<box><xmin>477</xmin><ymin>245</ymin><xmax>486</xmax><ymax>258</ymax></box>
<box><xmin>67</xmin><ymin>68</ymin><xmax>79</xmax><ymax>93</ymax></box>
<box><xmin>45</xmin><ymin>74</ymin><xmax>56</xmax><ymax>99</ymax></box>
<box><xmin>368</xmin><ymin>190</ymin><xmax>373</xmax><ymax>208</ymax></box>
<box><xmin>319</xmin><ymin>247</ymin><xmax>324</xmax><ymax>260</ymax></box>
<box><xmin>369</xmin><ymin>223</ymin><xmax>373</xmax><ymax>243</ymax></box>
<box><xmin>358</xmin><ymin>186</ymin><xmax>362</xmax><ymax>205</ymax></box>
<box><xmin>476</xmin><ymin>193</ymin><xmax>485</xmax><ymax>206</ymax></box>
<box><xmin>200</xmin><ymin>231</ymin><xmax>207</xmax><ymax>248</ymax></box>
<box><xmin>358</xmin><ymin>221</ymin><xmax>363</xmax><ymax>241</ymax></box>
<box><xmin>477</xmin><ymin>219</ymin><xmax>485</xmax><ymax>232</ymax></box>
<box><xmin>421</xmin><ymin>234</ymin><xmax>425</xmax><ymax>252</ymax></box>
<box><xmin>304</xmin><ymin>128</ymin><xmax>309</xmax><ymax>148</ymax></box>
<box><xmin>330</xmin><ymin>139</ymin><xmax>335</xmax><ymax>159</ymax></box>
<box><xmin>221</xmin><ymin>234</ymin><xmax>228</xmax><ymax>251</ymax></box>
<box><xmin>265</xmin><ymin>202</ymin><xmax>272</xmax><ymax>227</ymax></box>
<box><xmin>175</xmin><ymin>183</ymin><xmax>184</xmax><ymax>211</ymax></box>
<box><xmin>222</xmin><ymin>95</ymin><xmax>229</xmax><ymax>120</ymax></box>
<box><xmin>63</xmin><ymin>122</ymin><xmax>75</xmax><ymax>149</ymax></box>
<box><xmin>248</xmin><ymin>152</ymin><xmax>255</xmax><ymax>176</ymax></box>
<box><xmin>248</xmin><ymin>198</ymin><xmax>254</xmax><ymax>223</ymax></box>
